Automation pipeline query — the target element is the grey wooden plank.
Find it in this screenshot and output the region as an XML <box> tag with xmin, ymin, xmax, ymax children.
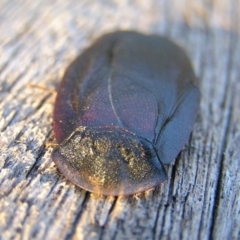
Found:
<box><xmin>0</xmin><ymin>0</ymin><xmax>239</xmax><ymax>240</ymax></box>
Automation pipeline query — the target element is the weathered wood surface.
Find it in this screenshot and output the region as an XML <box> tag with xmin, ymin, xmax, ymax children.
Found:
<box><xmin>0</xmin><ymin>0</ymin><xmax>239</xmax><ymax>239</ymax></box>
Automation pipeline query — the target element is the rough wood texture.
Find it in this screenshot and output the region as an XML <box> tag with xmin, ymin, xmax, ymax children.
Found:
<box><xmin>0</xmin><ymin>0</ymin><xmax>239</xmax><ymax>239</ymax></box>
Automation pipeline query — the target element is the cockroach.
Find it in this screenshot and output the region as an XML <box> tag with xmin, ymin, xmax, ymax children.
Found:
<box><xmin>52</xmin><ymin>31</ymin><xmax>200</xmax><ymax>196</ymax></box>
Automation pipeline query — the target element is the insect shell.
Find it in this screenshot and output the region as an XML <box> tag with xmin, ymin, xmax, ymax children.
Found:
<box><xmin>52</xmin><ymin>31</ymin><xmax>200</xmax><ymax>196</ymax></box>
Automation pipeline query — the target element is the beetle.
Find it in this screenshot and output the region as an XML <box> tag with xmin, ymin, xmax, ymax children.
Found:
<box><xmin>52</xmin><ymin>31</ymin><xmax>200</xmax><ymax>196</ymax></box>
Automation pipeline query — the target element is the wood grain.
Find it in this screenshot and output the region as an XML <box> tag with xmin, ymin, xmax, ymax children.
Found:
<box><xmin>0</xmin><ymin>0</ymin><xmax>239</xmax><ymax>239</ymax></box>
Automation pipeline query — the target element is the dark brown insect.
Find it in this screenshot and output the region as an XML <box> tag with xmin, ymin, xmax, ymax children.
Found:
<box><xmin>52</xmin><ymin>31</ymin><xmax>200</xmax><ymax>196</ymax></box>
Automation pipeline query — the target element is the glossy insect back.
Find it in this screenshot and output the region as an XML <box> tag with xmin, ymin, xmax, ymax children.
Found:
<box><xmin>52</xmin><ymin>31</ymin><xmax>200</xmax><ymax>196</ymax></box>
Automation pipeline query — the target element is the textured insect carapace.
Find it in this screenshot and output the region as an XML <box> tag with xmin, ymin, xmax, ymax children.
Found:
<box><xmin>52</xmin><ymin>31</ymin><xmax>200</xmax><ymax>196</ymax></box>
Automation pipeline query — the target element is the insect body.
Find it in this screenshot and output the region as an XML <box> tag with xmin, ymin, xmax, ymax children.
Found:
<box><xmin>52</xmin><ymin>31</ymin><xmax>200</xmax><ymax>196</ymax></box>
